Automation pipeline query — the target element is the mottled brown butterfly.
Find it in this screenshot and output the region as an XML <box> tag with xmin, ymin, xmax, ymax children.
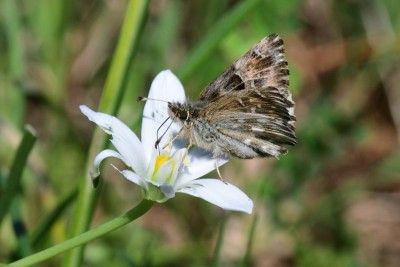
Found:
<box><xmin>143</xmin><ymin>34</ymin><xmax>297</xmax><ymax>160</ymax></box>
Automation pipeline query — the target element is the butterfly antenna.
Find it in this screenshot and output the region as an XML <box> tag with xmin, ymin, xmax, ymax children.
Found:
<box><xmin>154</xmin><ymin>117</ymin><xmax>176</xmax><ymax>154</ymax></box>
<box><xmin>137</xmin><ymin>96</ymin><xmax>169</xmax><ymax>104</ymax></box>
<box><xmin>155</xmin><ymin>117</ymin><xmax>170</xmax><ymax>148</ymax></box>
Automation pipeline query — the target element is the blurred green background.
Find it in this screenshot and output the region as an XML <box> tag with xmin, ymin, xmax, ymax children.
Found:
<box><xmin>1</xmin><ymin>0</ymin><xmax>400</xmax><ymax>266</ymax></box>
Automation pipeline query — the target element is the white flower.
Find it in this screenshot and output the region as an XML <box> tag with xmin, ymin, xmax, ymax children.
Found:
<box><xmin>80</xmin><ymin>70</ymin><xmax>253</xmax><ymax>214</ymax></box>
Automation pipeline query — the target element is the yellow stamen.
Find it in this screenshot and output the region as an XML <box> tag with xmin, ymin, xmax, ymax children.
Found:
<box><xmin>152</xmin><ymin>154</ymin><xmax>175</xmax><ymax>183</ymax></box>
<box><xmin>155</xmin><ymin>155</ymin><xmax>171</xmax><ymax>172</ymax></box>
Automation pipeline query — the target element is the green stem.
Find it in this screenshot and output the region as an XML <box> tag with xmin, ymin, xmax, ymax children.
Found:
<box><xmin>9</xmin><ymin>200</ymin><xmax>154</xmax><ymax>267</ymax></box>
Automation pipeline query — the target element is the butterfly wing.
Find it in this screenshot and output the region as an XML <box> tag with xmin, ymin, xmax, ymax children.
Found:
<box><xmin>199</xmin><ymin>86</ymin><xmax>296</xmax><ymax>159</ymax></box>
<box><xmin>195</xmin><ymin>34</ymin><xmax>296</xmax><ymax>159</ymax></box>
<box><xmin>198</xmin><ymin>34</ymin><xmax>292</xmax><ymax>106</ymax></box>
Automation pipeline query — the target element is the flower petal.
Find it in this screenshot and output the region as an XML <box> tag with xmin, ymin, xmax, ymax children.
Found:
<box><xmin>176</xmin><ymin>147</ymin><xmax>229</xmax><ymax>186</ymax></box>
<box><xmin>178</xmin><ymin>179</ymin><xmax>253</xmax><ymax>214</ymax></box>
<box><xmin>93</xmin><ymin>149</ymin><xmax>123</xmax><ymax>171</ymax></box>
<box><xmin>146</xmin><ymin>148</ymin><xmax>158</xmax><ymax>179</ymax></box>
<box><xmin>141</xmin><ymin>70</ymin><xmax>186</xmax><ymax>158</ymax></box>
<box><xmin>80</xmin><ymin>105</ymin><xmax>148</xmax><ymax>176</ymax></box>
<box><xmin>160</xmin><ymin>183</ymin><xmax>175</xmax><ymax>199</ymax></box>
<box><xmin>168</xmin><ymin>148</ymin><xmax>187</xmax><ymax>185</ymax></box>
<box><xmin>111</xmin><ymin>165</ymin><xmax>148</xmax><ymax>188</ymax></box>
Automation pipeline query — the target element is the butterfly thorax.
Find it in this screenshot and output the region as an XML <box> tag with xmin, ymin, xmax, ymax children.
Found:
<box><xmin>168</xmin><ymin>100</ymin><xmax>230</xmax><ymax>158</ymax></box>
<box><xmin>167</xmin><ymin>101</ymin><xmax>205</xmax><ymax>124</ymax></box>
<box><xmin>168</xmin><ymin>100</ymin><xmax>219</xmax><ymax>150</ymax></box>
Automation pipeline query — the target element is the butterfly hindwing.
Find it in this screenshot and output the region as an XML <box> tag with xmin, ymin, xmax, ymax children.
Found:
<box><xmin>198</xmin><ymin>86</ymin><xmax>296</xmax><ymax>158</ymax></box>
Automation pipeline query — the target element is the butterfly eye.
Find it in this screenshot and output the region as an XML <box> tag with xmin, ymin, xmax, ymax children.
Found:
<box><xmin>178</xmin><ymin>110</ymin><xmax>188</xmax><ymax>120</ymax></box>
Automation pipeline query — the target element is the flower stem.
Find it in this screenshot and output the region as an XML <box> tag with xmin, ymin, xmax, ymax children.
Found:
<box><xmin>8</xmin><ymin>200</ymin><xmax>154</xmax><ymax>267</ymax></box>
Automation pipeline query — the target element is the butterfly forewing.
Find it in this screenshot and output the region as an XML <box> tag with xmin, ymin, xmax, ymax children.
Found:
<box><xmin>199</xmin><ymin>34</ymin><xmax>292</xmax><ymax>104</ymax></box>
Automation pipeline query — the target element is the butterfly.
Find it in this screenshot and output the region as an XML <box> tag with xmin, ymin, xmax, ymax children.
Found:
<box><xmin>166</xmin><ymin>34</ymin><xmax>297</xmax><ymax>160</ymax></box>
<box><xmin>142</xmin><ymin>34</ymin><xmax>297</xmax><ymax>160</ymax></box>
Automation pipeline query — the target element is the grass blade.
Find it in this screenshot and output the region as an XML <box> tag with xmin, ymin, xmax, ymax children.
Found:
<box><xmin>0</xmin><ymin>125</ymin><xmax>37</xmax><ymax>227</ymax></box>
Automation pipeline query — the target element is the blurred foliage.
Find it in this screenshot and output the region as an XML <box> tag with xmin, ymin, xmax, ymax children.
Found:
<box><xmin>1</xmin><ymin>0</ymin><xmax>400</xmax><ymax>266</ymax></box>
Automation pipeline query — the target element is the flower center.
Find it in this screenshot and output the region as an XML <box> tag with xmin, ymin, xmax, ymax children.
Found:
<box><xmin>144</xmin><ymin>148</ymin><xmax>188</xmax><ymax>203</ymax></box>
<box><xmin>151</xmin><ymin>154</ymin><xmax>176</xmax><ymax>183</ymax></box>
<box><xmin>155</xmin><ymin>155</ymin><xmax>171</xmax><ymax>170</ymax></box>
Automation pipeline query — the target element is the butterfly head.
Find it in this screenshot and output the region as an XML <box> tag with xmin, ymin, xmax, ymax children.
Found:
<box><xmin>168</xmin><ymin>102</ymin><xmax>191</xmax><ymax>123</ymax></box>
<box><xmin>138</xmin><ymin>96</ymin><xmax>193</xmax><ymax>125</ymax></box>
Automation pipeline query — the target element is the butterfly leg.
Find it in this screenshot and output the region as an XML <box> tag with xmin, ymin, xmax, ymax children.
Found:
<box><xmin>215</xmin><ymin>158</ymin><xmax>228</xmax><ymax>184</ymax></box>
<box><xmin>175</xmin><ymin>136</ymin><xmax>193</xmax><ymax>173</ymax></box>
<box><xmin>161</xmin><ymin>127</ymin><xmax>185</xmax><ymax>150</ymax></box>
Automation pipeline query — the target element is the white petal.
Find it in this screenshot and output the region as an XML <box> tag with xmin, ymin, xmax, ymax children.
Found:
<box><xmin>178</xmin><ymin>179</ymin><xmax>253</xmax><ymax>214</ymax></box>
<box><xmin>80</xmin><ymin>105</ymin><xmax>114</xmax><ymax>134</ymax></box>
<box><xmin>168</xmin><ymin>148</ymin><xmax>187</xmax><ymax>185</ymax></box>
<box><xmin>93</xmin><ymin>149</ymin><xmax>123</xmax><ymax>171</ymax></box>
<box><xmin>146</xmin><ymin>148</ymin><xmax>158</xmax><ymax>179</ymax></box>
<box><xmin>160</xmin><ymin>183</ymin><xmax>175</xmax><ymax>199</ymax></box>
<box><xmin>111</xmin><ymin>165</ymin><xmax>148</xmax><ymax>188</ymax></box>
<box><xmin>80</xmin><ymin>105</ymin><xmax>148</xmax><ymax>176</ymax></box>
<box><xmin>141</xmin><ymin>70</ymin><xmax>186</xmax><ymax>158</ymax></box>
<box><xmin>176</xmin><ymin>147</ymin><xmax>229</xmax><ymax>186</ymax></box>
